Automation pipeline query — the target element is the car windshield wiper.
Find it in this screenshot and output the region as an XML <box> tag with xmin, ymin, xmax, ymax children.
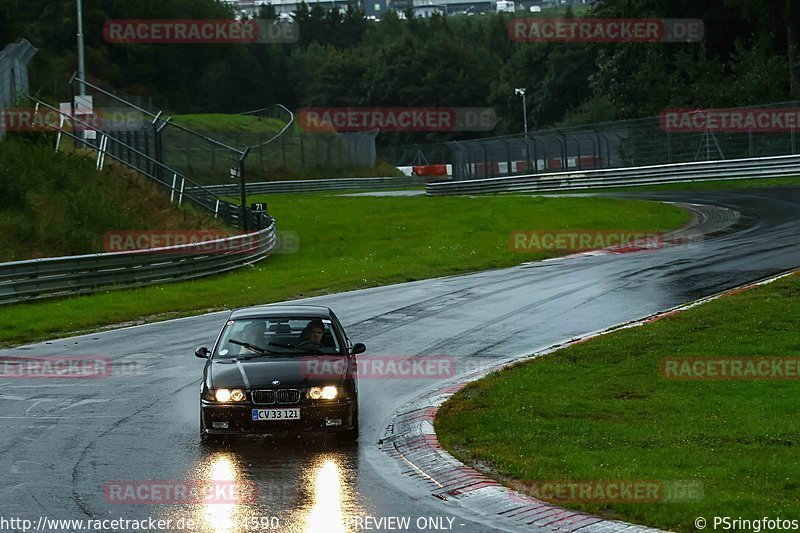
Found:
<box><xmin>267</xmin><ymin>341</ymin><xmax>322</xmax><ymax>354</ymax></box>
<box><xmin>228</xmin><ymin>339</ymin><xmax>279</xmax><ymax>357</ymax></box>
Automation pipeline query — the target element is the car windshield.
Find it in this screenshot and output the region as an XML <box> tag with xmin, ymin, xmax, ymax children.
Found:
<box><xmin>214</xmin><ymin>317</ymin><xmax>342</xmax><ymax>358</ymax></box>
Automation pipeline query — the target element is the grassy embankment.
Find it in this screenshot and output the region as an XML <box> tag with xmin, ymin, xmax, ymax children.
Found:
<box><xmin>436</xmin><ymin>272</ymin><xmax>800</xmax><ymax>531</ymax></box>
<box><xmin>0</xmin><ymin>136</ymin><xmax>222</xmax><ymax>262</ymax></box>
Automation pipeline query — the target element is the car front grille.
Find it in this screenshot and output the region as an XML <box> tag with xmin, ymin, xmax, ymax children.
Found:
<box><xmin>251</xmin><ymin>389</ymin><xmax>301</xmax><ymax>405</ymax></box>
<box><xmin>251</xmin><ymin>390</ymin><xmax>276</xmax><ymax>405</ymax></box>
<box><xmin>276</xmin><ymin>389</ymin><xmax>301</xmax><ymax>404</ymax></box>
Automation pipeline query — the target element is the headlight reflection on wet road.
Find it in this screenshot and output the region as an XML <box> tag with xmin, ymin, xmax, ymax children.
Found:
<box><xmin>174</xmin><ymin>443</ymin><xmax>364</xmax><ymax>533</ymax></box>
<box><xmin>203</xmin><ymin>454</ymin><xmax>243</xmax><ymax>533</ymax></box>
<box><xmin>303</xmin><ymin>457</ymin><xmax>345</xmax><ymax>533</ymax></box>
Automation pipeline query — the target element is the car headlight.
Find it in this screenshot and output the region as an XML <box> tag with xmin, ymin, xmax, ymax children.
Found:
<box><xmin>308</xmin><ymin>386</ymin><xmax>338</xmax><ymax>400</ymax></box>
<box><xmin>214</xmin><ymin>388</ymin><xmax>246</xmax><ymax>402</ymax></box>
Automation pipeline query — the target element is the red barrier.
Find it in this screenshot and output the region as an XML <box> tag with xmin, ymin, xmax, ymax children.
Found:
<box><xmin>474</xmin><ymin>162</ymin><xmax>500</xmax><ymax>175</ymax></box>
<box><xmin>412</xmin><ymin>164</ymin><xmax>448</xmax><ymax>176</ymax></box>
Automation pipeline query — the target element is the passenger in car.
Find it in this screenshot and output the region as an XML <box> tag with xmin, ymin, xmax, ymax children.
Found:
<box><xmin>236</xmin><ymin>320</ymin><xmax>267</xmax><ymax>353</ymax></box>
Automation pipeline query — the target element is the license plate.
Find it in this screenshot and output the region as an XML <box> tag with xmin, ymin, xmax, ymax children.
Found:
<box><xmin>251</xmin><ymin>408</ymin><xmax>301</xmax><ymax>421</ymax></box>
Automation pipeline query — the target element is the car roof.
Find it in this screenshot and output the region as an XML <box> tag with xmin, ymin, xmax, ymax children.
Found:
<box><xmin>228</xmin><ymin>304</ymin><xmax>333</xmax><ymax>320</ymax></box>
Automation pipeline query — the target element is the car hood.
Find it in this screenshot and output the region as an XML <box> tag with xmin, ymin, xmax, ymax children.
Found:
<box><xmin>209</xmin><ymin>355</ymin><xmax>349</xmax><ymax>388</ymax></box>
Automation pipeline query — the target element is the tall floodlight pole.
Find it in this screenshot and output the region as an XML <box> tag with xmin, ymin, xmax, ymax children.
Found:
<box><xmin>515</xmin><ymin>88</ymin><xmax>527</xmax><ymax>134</ymax></box>
<box><xmin>77</xmin><ymin>0</ymin><xmax>86</xmax><ymax>95</ymax></box>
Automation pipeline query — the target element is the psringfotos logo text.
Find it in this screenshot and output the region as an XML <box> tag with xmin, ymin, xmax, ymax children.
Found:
<box><xmin>298</xmin><ymin>108</ymin><xmax>496</xmax><ymax>132</ymax></box>
<box><xmin>103</xmin><ymin>19</ymin><xmax>298</xmax><ymax>44</ymax></box>
<box><xmin>0</xmin><ymin>356</ymin><xmax>111</xmax><ymax>379</ymax></box>
<box><xmin>660</xmin><ymin>357</ymin><xmax>800</xmax><ymax>380</ymax></box>
<box><xmin>509</xmin><ymin>18</ymin><xmax>704</xmax><ymax>43</ymax></box>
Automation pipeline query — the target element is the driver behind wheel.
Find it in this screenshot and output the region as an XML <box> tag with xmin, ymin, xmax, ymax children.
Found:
<box><xmin>297</xmin><ymin>319</ymin><xmax>325</xmax><ymax>349</ymax></box>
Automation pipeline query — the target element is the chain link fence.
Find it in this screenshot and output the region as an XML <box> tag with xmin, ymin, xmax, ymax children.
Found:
<box><xmin>378</xmin><ymin>102</ymin><xmax>800</xmax><ymax>180</ymax></box>
<box><xmin>376</xmin><ymin>143</ymin><xmax>451</xmax><ymax>168</ymax></box>
<box><xmin>34</xmin><ymin>75</ymin><xmax>270</xmax><ymax>231</ymax></box>
<box><xmin>239</xmin><ymin>109</ymin><xmax>378</xmax><ymax>181</ymax></box>
<box><xmin>0</xmin><ymin>39</ymin><xmax>37</xmax><ymax>140</ymax></box>
<box><xmin>68</xmin><ymin>77</ymin><xmax>377</xmax><ymax>186</ymax></box>
<box><xmin>242</xmin><ymin>106</ymin><xmax>377</xmax><ymax>171</ymax></box>
<box><xmin>69</xmin><ymin>75</ymin><xmax>249</xmax><ymax>188</ymax></box>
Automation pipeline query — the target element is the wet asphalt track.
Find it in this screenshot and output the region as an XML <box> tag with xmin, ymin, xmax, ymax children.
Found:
<box><xmin>1</xmin><ymin>188</ymin><xmax>799</xmax><ymax>533</ymax></box>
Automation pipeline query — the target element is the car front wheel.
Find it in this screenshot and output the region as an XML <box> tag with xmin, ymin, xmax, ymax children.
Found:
<box><xmin>335</xmin><ymin>407</ymin><xmax>359</xmax><ymax>442</ymax></box>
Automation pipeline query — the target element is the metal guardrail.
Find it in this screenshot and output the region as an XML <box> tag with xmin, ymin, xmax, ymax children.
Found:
<box><xmin>0</xmin><ymin>224</ymin><xmax>276</xmax><ymax>305</ymax></box>
<box><xmin>193</xmin><ymin>176</ymin><xmax>427</xmax><ymax>196</ymax></box>
<box><xmin>0</xmin><ymin>94</ymin><xmax>280</xmax><ymax>305</ymax></box>
<box><xmin>240</xmin><ymin>104</ymin><xmax>295</xmax><ymax>150</ymax></box>
<box><xmin>29</xmin><ymin>96</ymin><xmax>259</xmax><ymax>229</ymax></box>
<box><xmin>67</xmin><ymin>74</ymin><xmax>265</xmax><ymax>230</ymax></box>
<box><xmin>426</xmin><ymin>153</ymin><xmax>800</xmax><ymax>195</ymax></box>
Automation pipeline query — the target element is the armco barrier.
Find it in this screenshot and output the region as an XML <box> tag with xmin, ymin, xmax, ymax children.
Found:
<box><xmin>0</xmin><ymin>223</ymin><xmax>276</xmax><ymax>305</ymax></box>
<box><xmin>0</xmin><ymin>83</ymin><xmax>280</xmax><ymax>305</ymax></box>
<box><xmin>427</xmin><ymin>153</ymin><xmax>800</xmax><ymax>195</ymax></box>
<box><xmin>191</xmin><ymin>175</ymin><xmax>427</xmax><ymax>196</ymax></box>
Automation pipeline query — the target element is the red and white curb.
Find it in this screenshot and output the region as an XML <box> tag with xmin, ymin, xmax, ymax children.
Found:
<box><xmin>378</xmin><ymin>267</ymin><xmax>800</xmax><ymax>532</ymax></box>
<box><xmin>537</xmin><ymin>202</ymin><xmax>741</xmax><ymax>261</ymax></box>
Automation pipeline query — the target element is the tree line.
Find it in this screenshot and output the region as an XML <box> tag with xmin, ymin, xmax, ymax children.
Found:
<box><xmin>1</xmin><ymin>0</ymin><xmax>797</xmax><ymax>144</ymax></box>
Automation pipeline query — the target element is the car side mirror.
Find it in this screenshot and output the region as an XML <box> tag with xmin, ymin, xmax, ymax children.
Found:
<box><xmin>195</xmin><ymin>346</ymin><xmax>211</xmax><ymax>359</ymax></box>
<box><xmin>351</xmin><ymin>343</ymin><xmax>366</xmax><ymax>355</ymax></box>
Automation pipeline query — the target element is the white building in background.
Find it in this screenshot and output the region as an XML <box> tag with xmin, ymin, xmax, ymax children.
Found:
<box><xmin>219</xmin><ymin>0</ymin><xmax>595</xmax><ymax>19</ymax></box>
<box><xmin>220</xmin><ymin>0</ymin><xmax>388</xmax><ymax>18</ymax></box>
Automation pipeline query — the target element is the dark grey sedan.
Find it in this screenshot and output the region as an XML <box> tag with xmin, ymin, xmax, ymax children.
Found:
<box><xmin>196</xmin><ymin>304</ymin><xmax>365</xmax><ymax>442</ymax></box>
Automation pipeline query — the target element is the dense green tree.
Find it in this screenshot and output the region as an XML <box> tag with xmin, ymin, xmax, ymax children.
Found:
<box><xmin>2</xmin><ymin>0</ymin><xmax>799</xmax><ymax>144</ymax></box>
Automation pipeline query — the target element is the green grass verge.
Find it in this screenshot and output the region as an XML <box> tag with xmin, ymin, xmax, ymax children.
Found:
<box><xmin>435</xmin><ymin>273</ymin><xmax>800</xmax><ymax>531</ymax></box>
<box><xmin>256</xmin><ymin>160</ymin><xmax>406</xmax><ymax>180</ymax></box>
<box><xmin>0</xmin><ymin>194</ymin><xmax>687</xmax><ymax>346</ymax></box>
<box><xmin>171</xmin><ymin>114</ymin><xmax>286</xmax><ymax>134</ymax></box>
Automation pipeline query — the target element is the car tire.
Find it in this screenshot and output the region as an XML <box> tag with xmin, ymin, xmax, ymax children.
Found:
<box><xmin>200</xmin><ymin>411</ymin><xmax>223</xmax><ymax>444</ymax></box>
<box><xmin>335</xmin><ymin>426</ymin><xmax>359</xmax><ymax>442</ymax></box>
<box><xmin>335</xmin><ymin>407</ymin><xmax>359</xmax><ymax>442</ymax></box>
<box><xmin>200</xmin><ymin>432</ymin><xmax>223</xmax><ymax>444</ymax></box>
